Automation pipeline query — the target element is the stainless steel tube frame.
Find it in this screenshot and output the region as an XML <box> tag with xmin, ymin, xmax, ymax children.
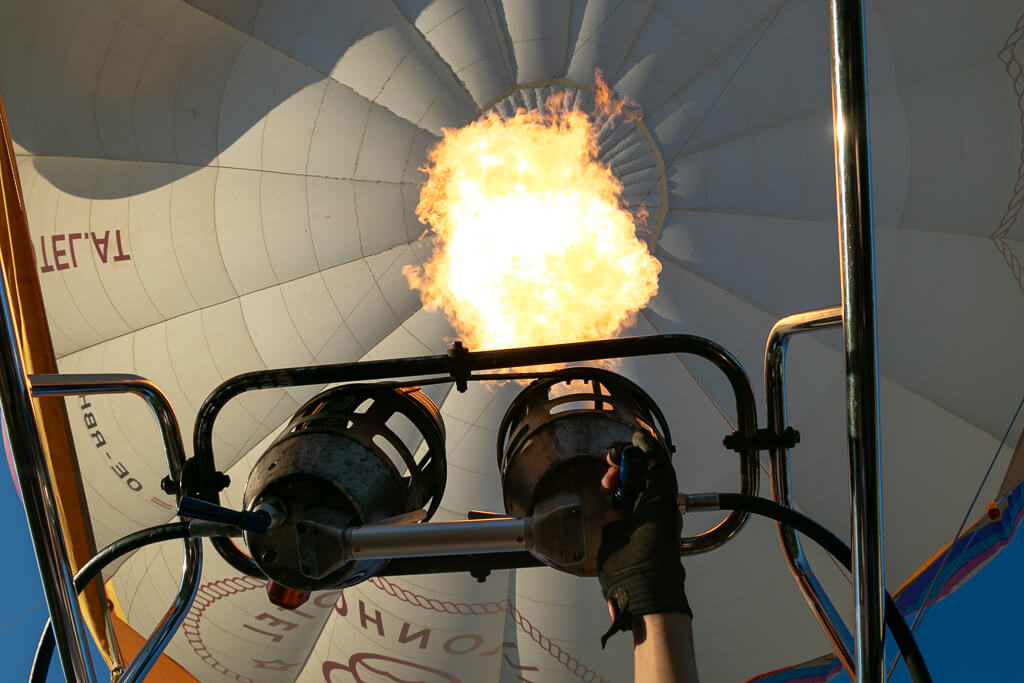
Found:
<box><xmin>765</xmin><ymin>308</ymin><xmax>854</xmax><ymax>676</ymax></box>
<box><xmin>828</xmin><ymin>1</ymin><xmax>885</xmax><ymax>680</ymax></box>
<box><xmin>100</xmin><ymin>593</ymin><xmax>125</xmax><ymax>678</ymax></box>
<box><xmin>30</xmin><ymin>373</ymin><xmax>189</xmax><ymax>486</ymax></box>
<box><xmin>0</xmin><ymin>294</ymin><xmax>97</xmax><ymax>679</ymax></box>
<box><xmin>118</xmin><ymin>537</ymin><xmax>202</xmax><ymax>682</ymax></box>
<box><xmin>28</xmin><ymin>373</ymin><xmax>199</xmax><ymax>682</ymax></box>
<box><xmin>193</xmin><ymin>334</ymin><xmax>761</xmax><ymax>577</ymax></box>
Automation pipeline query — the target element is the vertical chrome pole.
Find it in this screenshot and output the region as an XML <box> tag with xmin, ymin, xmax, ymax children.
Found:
<box><xmin>828</xmin><ymin>1</ymin><xmax>884</xmax><ymax>681</ymax></box>
<box><xmin>0</xmin><ymin>293</ymin><xmax>96</xmax><ymax>680</ymax></box>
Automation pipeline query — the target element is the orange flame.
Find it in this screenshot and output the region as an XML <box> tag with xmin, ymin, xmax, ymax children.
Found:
<box><xmin>405</xmin><ymin>76</ymin><xmax>660</xmax><ymax>352</ymax></box>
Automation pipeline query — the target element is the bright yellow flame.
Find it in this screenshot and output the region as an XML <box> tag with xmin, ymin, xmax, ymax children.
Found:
<box><xmin>405</xmin><ymin>85</ymin><xmax>660</xmax><ymax>352</ymax></box>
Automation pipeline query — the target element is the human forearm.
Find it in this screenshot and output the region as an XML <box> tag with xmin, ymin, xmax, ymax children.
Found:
<box><xmin>633</xmin><ymin>613</ymin><xmax>699</xmax><ymax>683</ymax></box>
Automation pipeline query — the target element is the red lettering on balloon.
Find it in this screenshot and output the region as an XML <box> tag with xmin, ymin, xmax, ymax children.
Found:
<box><xmin>52</xmin><ymin>234</ymin><xmax>69</xmax><ymax>270</ymax></box>
<box><xmin>112</xmin><ymin>229</ymin><xmax>131</xmax><ymax>261</ymax></box>
<box><xmin>358</xmin><ymin>601</ymin><xmax>385</xmax><ymax>637</ymax></box>
<box><xmin>254</xmin><ymin>612</ymin><xmax>298</xmax><ymax>632</ymax></box>
<box><xmin>92</xmin><ymin>231</ymin><xmax>110</xmax><ymax>262</ymax></box>
<box><xmin>398</xmin><ymin>622</ymin><xmax>431</xmax><ymax>649</ymax></box>
<box><xmin>333</xmin><ymin>590</ymin><xmax>348</xmax><ymax>617</ymax></box>
<box><xmin>443</xmin><ymin>634</ymin><xmax>483</xmax><ymax>655</ymax></box>
<box><xmin>36</xmin><ymin>230</ymin><xmax>132</xmax><ymax>274</ymax></box>
<box><xmin>68</xmin><ymin>233</ymin><xmax>82</xmax><ymax>267</ymax></box>
<box><xmin>37</xmin><ymin>236</ymin><xmax>53</xmax><ymax>273</ymax></box>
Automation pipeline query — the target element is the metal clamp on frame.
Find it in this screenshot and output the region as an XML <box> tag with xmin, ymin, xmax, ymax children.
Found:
<box><xmin>722</xmin><ymin>427</ymin><xmax>800</xmax><ymax>453</ymax></box>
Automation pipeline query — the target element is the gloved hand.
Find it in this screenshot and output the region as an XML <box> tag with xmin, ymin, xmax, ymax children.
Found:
<box><xmin>597</xmin><ymin>431</ymin><xmax>691</xmax><ymax>647</ymax></box>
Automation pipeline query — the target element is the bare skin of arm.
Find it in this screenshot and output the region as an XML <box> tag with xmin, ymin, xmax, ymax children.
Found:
<box><xmin>633</xmin><ymin>613</ymin><xmax>700</xmax><ymax>683</ymax></box>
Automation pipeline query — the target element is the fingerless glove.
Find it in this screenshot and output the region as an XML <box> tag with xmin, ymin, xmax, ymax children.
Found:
<box><xmin>597</xmin><ymin>434</ymin><xmax>691</xmax><ymax>647</ymax></box>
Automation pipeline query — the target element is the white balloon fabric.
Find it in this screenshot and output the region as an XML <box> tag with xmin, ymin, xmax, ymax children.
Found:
<box><xmin>2</xmin><ymin>0</ymin><xmax>1023</xmax><ymax>681</ymax></box>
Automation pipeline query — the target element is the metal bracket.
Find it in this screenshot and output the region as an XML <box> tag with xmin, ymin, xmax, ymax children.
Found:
<box><xmin>171</xmin><ymin>456</ymin><xmax>230</xmax><ymax>499</ymax></box>
<box><xmin>446</xmin><ymin>340</ymin><xmax>471</xmax><ymax>392</ymax></box>
<box><xmin>723</xmin><ymin>427</ymin><xmax>800</xmax><ymax>453</ymax></box>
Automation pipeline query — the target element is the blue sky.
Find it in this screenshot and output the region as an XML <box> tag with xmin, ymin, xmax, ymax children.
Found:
<box><xmin>0</xmin><ymin>458</ymin><xmax>1020</xmax><ymax>681</ymax></box>
<box><xmin>0</xmin><ymin>466</ymin><xmax>104</xmax><ymax>682</ymax></box>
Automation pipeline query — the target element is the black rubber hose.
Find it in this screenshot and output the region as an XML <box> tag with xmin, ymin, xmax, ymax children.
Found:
<box><xmin>29</xmin><ymin>498</ymin><xmax>931</xmax><ymax>681</ymax></box>
<box><xmin>716</xmin><ymin>493</ymin><xmax>931</xmax><ymax>683</ymax></box>
<box><xmin>29</xmin><ymin>522</ymin><xmax>192</xmax><ymax>683</ymax></box>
